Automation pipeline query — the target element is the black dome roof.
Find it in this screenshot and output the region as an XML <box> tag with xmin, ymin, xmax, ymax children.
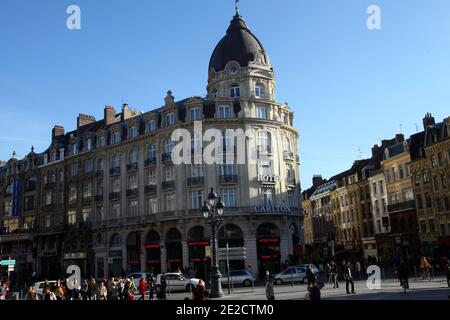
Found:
<box><xmin>209</xmin><ymin>14</ymin><xmax>269</xmax><ymax>73</ymax></box>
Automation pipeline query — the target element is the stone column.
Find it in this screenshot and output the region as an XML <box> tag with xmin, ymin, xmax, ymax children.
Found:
<box><xmin>160</xmin><ymin>241</ymin><xmax>167</xmax><ymax>273</ymax></box>
<box><xmin>244</xmin><ymin>236</ymin><xmax>258</xmax><ymax>277</ymax></box>
<box><xmin>182</xmin><ymin>241</ymin><xmax>189</xmax><ymax>270</ymax></box>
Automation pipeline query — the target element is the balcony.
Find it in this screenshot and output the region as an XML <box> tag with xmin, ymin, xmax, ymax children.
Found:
<box><xmin>257</xmin><ymin>146</ymin><xmax>272</xmax><ymax>158</ymax></box>
<box><xmin>109</xmin><ymin>192</ymin><xmax>120</xmax><ymax>201</ymax></box>
<box><xmin>145</xmin><ymin>158</ymin><xmax>157</xmax><ymax>167</ymax></box>
<box><xmin>127</xmin><ymin>162</ymin><xmax>138</xmax><ymax>172</ymax></box>
<box><xmin>161</xmin><ymin>153</ymin><xmax>172</xmax><ymax>162</ymax></box>
<box><xmin>126</xmin><ymin>188</ymin><xmax>138</xmax><ymax>197</ymax></box>
<box><xmin>95</xmin><ymin>170</ymin><xmax>104</xmax><ymax>178</ymax></box>
<box><xmin>144</xmin><ymin>185</ymin><xmax>157</xmax><ymax>194</ymax></box>
<box><xmin>109</xmin><ymin>167</ymin><xmax>121</xmax><ymax>175</ymax></box>
<box><xmin>187</xmin><ymin>176</ymin><xmax>204</xmax><ymax>187</ymax></box>
<box><xmin>162</xmin><ymin>180</ymin><xmax>175</xmax><ymax>190</ymax></box>
<box><xmin>82</xmin><ymin>196</ymin><xmax>93</xmax><ymax>204</ymax></box>
<box><xmin>95</xmin><ymin>194</ymin><xmax>103</xmax><ymax>202</ymax></box>
<box><xmin>219</xmin><ymin>175</ymin><xmax>238</xmax><ymax>184</ymax></box>
<box><xmin>286</xmin><ymin>178</ymin><xmax>296</xmax><ymax>186</ymax></box>
<box><xmin>283</xmin><ymin>151</ymin><xmax>294</xmax><ymax>160</ymax></box>
<box><xmin>42</xmin><ymin>203</ymin><xmax>55</xmax><ymax>212</ymax></box>
<box><xmin>387</xmin><ymin>200</ymin><xmax>416</xmax><ymax>213</ymax></box>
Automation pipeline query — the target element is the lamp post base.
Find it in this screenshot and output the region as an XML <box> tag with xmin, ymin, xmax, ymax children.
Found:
<box><xmin>209</xmin><ymin>266</ymin><xmax>224</xmax><ymax>298</ymax></box>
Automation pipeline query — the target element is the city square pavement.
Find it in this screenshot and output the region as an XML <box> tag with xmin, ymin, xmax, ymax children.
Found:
<box><xmin>165</xmin><ymin>277</ymin><xmax>450</xmax><ymax>300</ymax></box>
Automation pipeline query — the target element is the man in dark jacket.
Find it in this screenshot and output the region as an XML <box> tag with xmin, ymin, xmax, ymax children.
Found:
<box><xmin>343</xmin><ymin>262</ymin><xmax>355</xmax><ymax>294</ymax></box>
<box><xmin>398</xmin><ymin>260</ymin><xmax>410</xmax><ymax>289</ymax></box>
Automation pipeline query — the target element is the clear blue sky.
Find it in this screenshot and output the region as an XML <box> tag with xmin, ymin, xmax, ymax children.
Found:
<box><xmin>1</xmin><ymin>0</ymin><xmax>449</xmax><ymax>189</ymax></box>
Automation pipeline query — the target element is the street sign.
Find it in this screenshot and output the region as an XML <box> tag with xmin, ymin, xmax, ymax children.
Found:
<box><xmin>1</xmin><ymin>259</ymin><xmax>16</xmax><ymax>266</ymax></box>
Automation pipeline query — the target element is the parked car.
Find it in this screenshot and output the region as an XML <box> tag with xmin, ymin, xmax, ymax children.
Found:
<box><xmin>33</xmin><ymin>280</ymin><xmax>57</xmax><ymax>298</ymax></box>
<box><xmin>221</xmin><ymin>270</ymin><xmax>255</xmax><ymax>287</ymax></box>
<box><xmin>156</xmin><ymin>273</ymin><xmax>200</xmax><ymax>292</ymax></box>
<box><xmin>274</xmin><ymin>265</ymin><xmax>319</xmax><ymax>285</ymax></box>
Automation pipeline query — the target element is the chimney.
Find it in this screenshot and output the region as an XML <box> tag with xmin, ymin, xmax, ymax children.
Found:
<box><xmin>121</xmin><ymin>103</ymin><xmax>132</xmax><ymax>121</ymax></box>
<box><xmin>395</xmin><ymin>134</ymin><xmax>404</xmax><ymax>144</ymax></box>
<box><xmin>423</xmin><ymin>113</ymin><xmax>435</xmax><ymax>130</ymax></box>
<box><xmin>52</xmin><ymin>125</ymin><xmax>65</xmax><ymax>140</ymax></box>
<box><xmin>104</xmin><ymin>106</ymin><xmax>116</xmax><ymax>126</ymax></box>
<box><xmin>371</xmin><ymin>144</ymin><xmax>380</xmax><ymax>157</ymax></box>
<box><xmin>77</xmin><ymin>114</ymin><xmax>96</xmax><ymax>129</ymax></box>
<box><xmin>312</xmin><ymin>175</ymin><xmax>324</xmax><ymax>187</ymax></box>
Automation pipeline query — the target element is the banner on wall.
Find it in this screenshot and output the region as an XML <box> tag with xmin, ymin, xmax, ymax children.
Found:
<box><xmin>12</xmin><ymin>179</ymin><xmax>20</xmax><ymax>217</ymax></box>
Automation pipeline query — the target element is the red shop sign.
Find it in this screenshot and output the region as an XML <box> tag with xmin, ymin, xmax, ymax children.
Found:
<box><xmin>188</xmin><ymin>241</ymin><xmax>210</xmax><ymax>246</ymax></box>
<box><xmin>145</xmin><ymin>244</ymin><xmax>161</xmax><ymax>249</ymax></box>
<box><xmin>258</xmin><ymin>238</ymin><xmax>280</xmax><ymax>244</ymax></box>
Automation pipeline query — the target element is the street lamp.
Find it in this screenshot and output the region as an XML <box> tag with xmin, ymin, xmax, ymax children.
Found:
<box><xmin>202</xmin><ymin>188</ymin><xmax>225</xmax><ymax>298</ymax></box>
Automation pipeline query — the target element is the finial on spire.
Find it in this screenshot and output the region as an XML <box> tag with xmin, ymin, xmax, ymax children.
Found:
<box><xmin>12</xmin><ymin>150</ymin><xmax>16</xmax><ymax>159</ymax></box>
<box><xmin>235</xmin><ymin>0</ymin><xmax>240</xmax><ymax>17</ymax></box>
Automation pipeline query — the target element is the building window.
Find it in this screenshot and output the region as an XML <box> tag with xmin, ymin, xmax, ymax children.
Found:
<box><xmin>218</xmin><ymin>105</ymin><xmax>231</xmax><ymax>119</ymax></box>
<box><xmin>440</xmin><ymin>224</ymin><xmax>447</xmax><ymax>236</ymax></box>
<box><xmin>84</xmin><ymin>159</ymin><xmax>93</xmax><ymax>173</ymax></box>
<box><xmin>166</xmin><ymin>113</ymin><xmax>174</xmax><ymax>126</ymax></box>
<box><xmin>128</xmin><ymin>175</ymin><xmax>138</xmax><ymax>190</ymax></box>
<box><xmin>283</xmin><ymin>113</ymin><xmax>290</xmax><ymax>125</ymax></box>
<box><xmin>70</xmin><ymin>163</ymin><xmax>78</xmax><ymax>176</ymax></box>
<box><xmin>190</xmin><ymin>108</ymin><xmax>200</xmax><ymax>121</ymax></box>
<box><xmin>82</xmin><ymin>182</ymin><xmax>92</xmax><ymax>200</ymax></box>
<box><xmin>212</xmin><ymin>89</ymin><xmax>218</xmax><ymax>99</ymax></box>
<box><xmin>165</xmin><ymin>193</ymin><xmax>175</xmax><ymax>211</ymax></box>
<box><xmin>86</xmin><ymin>138</ymin><xmax>93</xmax><ymax>151</ymax></box>
<box><xmin>111</xmin><ymin>153</ymin><xmax>121</xmax><ymax>169</ymax></box>
<box><xmin>59</xmin><ymin>148</ymin><xmax>65</xmax><ymax>160</ymax></box>
<box><xmin>45</xmin><ymin>191</ymin><xmax>53</xmax><ymax>205</ymax></box>
<box><xmin>165</xmin><ymin>138</ymin><xmax>173</xmax><ymax>154</ymax></box>
<box><xmin>164</xmin><ymin>165</ymin><xmax>175</xmax><ymax>181</ymax></box>
<box><xmin>69</xmin><ymin>186</ymin><xmax>77</xmax><ymax>202</ymax></box>
<box><xmin>128</xmin><ymin>200</ymin><xmax>138</xmax><ymax>217</ymax></box>
<box><xmin>257</xmin><ymin>130</ymin><xmax>271</xmax><ymax>153</ymax></box>
<box><xmin>191</xmin><ymin>133</ymin><xmax>202</xmax><ymax>153</ymax></box>
<box><xmin>431</xmin><ymin>154</ymin><xmax>439</xmax><ymax>168</ymax></box>
<box><xmin>190</xmin><ymin>164</ymin><xmax>204</xmax><ymax>178</ymax></box>
<box><xmin>128</xmin><ymin>126</ymin><xmax>138</xmax><ymax>139</ymax></box>
<box><xmin>96</xmin><ymin>206</ymin><xmax>103</xmax><ymax>221</ymax></box>
<box><xmin>68</xmin><ymin>210</ymin><xmax>77</xmax><ymax>225</ymax></box>
<box><xmin>259</xmin><ymin>160</ymin><xmax>272</xmax><ymax>176</ymax></box>
<box><xmin>256</xmin><ymin>106</ymin><xmax>268</xmax><ymax>119</ymax></box>
<box><xmin>191</xmin><ymin>191</ymin><xmax>203</xmax><ymax>209</ymax></box>
<box><xmin>129</xmin><ymin>149</ymin><xmax>138</xmax><ymax>164</ymax></box>
<box><xmin>147</xmin><ymin>144</ymin><xmax>156</xmax><ymax>160</ymax></box>
<box><xmin>284</xmin><ymin>137</ymin><xmax>291</xmax><ymax>153</ymax></box>
<box><xmin>220</xmin><ymin>188</ymin><xmax>236</xmax><ymax>207</ymax></box>
<box><xmin>96</xmin><ymin>180</ymin><xmax>103</xmax><ymax>196</ymax></box>
<box><xmin>425</xmin><ymin>193</ymin><xmax>432</xmax><ymax>208</ymax></box>
<box><xmin>416</xmin><ymin>194</ymin><xmax>423</xmax><ymax>209</ymax></box>
<box><xmin>220</xmin><ymin>164</ymin><xmax>236</xmax><ymax>176</ymax></box>
<box><xmin>442</xmin><ymin>175</ymin><xmax>447</xmax><ymax>189</ymax></box>
<box><xmin>82</xmin><ymin>208</ymin><xmax>91</xmax><ymax>222</ymax></box>
<box><xmin>145</xmin><ymin>169</ymin><xmax>156</xmax><ymax>186</ymax></box>
<box><xmin>111</xmin><ymin>177</ymin><xmax>120</xmax><ymax>193</ymax></box>
<box><xmin>96</xmin><ymin>158</ymin><xmax>104</xmax><ymax>172</ymax></box>
<box><xmin>262</xmin><ymin>187</ymin><xmax>274</xmax><ymax>206</ymax></box>
<box><xmin>423</xmin><ymin>170</ymin><xmax>429</xmax><ymax>183</ymax></box>
<box><xmin>112</xmin><ymin>203</ymin><xmax>120</xmax><ymax>219</ymax></box>
<box><xmin>50</xmin><ymin>152</ymin><xmax>56</xmax><ymax>162</ymax></box>
<box><xmin>111</xmin><ymin>131</ymin><xmax>121</xmax><ymax>145</ymax></box>
<box><xmin>71</xmin><ymin>144</ymin><xmax>78</xmax><ymax>155</ymax></box>
<box><xmin>147</xmin><ymin>120</ymin><xmax>156</xmax><ymax>133</ymax></box>
<box><xmin>403</xmin><ymin>189</ymin><xmax>414</xmax><ymax>201</ymax></box>
<box><xmin>146</xmin><ymin>197</ymin><xmax>157</xmax><ymax>214</ymax></box>
<box><xmin>230</xmin><ymin>85</ymin><xmax>240</xmax><ymax>98</ymax></box>
<box><xmin>444</xmin><ymin>197</ymin><xmax>450</xmax><ymax>211</ymax></box>
<box><xmin>287</xmin><ymin>190</ymin><xmax>295</xmax><ymax>207</ymax></box>
<box><xmin>97</xmin><ymin>136</ymin><xmax>106</xmax><ymax>148</ymax></box>
<box><xmin>429</xmin><ymin>219</ymin><xmax>435</xmax><ymax>232</ymax></box>
<box><xmin>3</xmin><ymin>200</ymin><xmax>12</xmax><ymax>216</ymax></box>
<box><xmin>255</xmin><ymin>84</ymin><xmax>265</xmax><ymax>98</ymax></box>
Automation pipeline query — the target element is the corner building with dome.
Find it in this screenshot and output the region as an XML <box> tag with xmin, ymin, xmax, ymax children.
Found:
<box><xmin>0</xmin><ymin>10</ymin><xmax>302</xmax><ymax>281</ymax></box>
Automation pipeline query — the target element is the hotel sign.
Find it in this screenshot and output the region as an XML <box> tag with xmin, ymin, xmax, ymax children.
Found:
<box><xmin>12</xmin><ymin>179</ymin><xmax>20</xmax><ymax>217</ymax></box>
<box><xmin>257</xmin><ymin>175</ymin><xmax>282</xmax><ymax>183</ymax></box>
<box><xmin>254</xmin><ymin>203</ymin><xmax>291</xmax><ymax>214</ymax></box>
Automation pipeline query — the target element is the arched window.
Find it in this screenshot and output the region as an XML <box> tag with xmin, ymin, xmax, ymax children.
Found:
<box><xmin>284</xmin><ymin>137</ymin><xmax>291</xmax><ymax>153</ymax></box>
<box><xmin>147</xmin><ymin>144</ymin><xmax>156</xmax><ymax>160</ymax></box>
<box><xmin>230</xmin><ymin>84</ymin><xmax>240</xmax><ymax>98</ymax></box>
<box><xmin>257</xmin><ymin>130</ymin><xmax>271</xmax><ymax>153</ymax></box>
<box><xmin>110</xmin><ymin>234</ymin><xmax>122</xmax><ymax>247</ymax></box>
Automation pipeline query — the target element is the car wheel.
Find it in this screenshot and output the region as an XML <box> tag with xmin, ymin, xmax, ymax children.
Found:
<box><xmin>186</xmin><ymin>284</ymin><xmax>195</xmax><ymax>292</ymax></box>
<box><xmin>243</xmin><ymin>279</ymin><xmax>252</xmax><ymax>287</ymax></box>
<box><xmin>275</xmin><ymin>279</ymin><xmax>283</xmax><ymax>285</ymax></box>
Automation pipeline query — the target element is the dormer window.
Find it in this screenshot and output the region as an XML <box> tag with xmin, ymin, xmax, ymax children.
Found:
<box><xmin>230</xmin><ymin>85</ymin><xmax>240</xmax><ymax>99</ymax></box>
<box><xmin>212</xmin><ymin>89</ymin><xmax>218</xmax><ymax>99</ymax></box>
<box><xmin>218</xmin><ymin>105</ymin><xmax>231</xmax><ymax>119</ymax></box>
<box><xmin>43</xmin><ymin>154</ymin><xmax>48</xmax><ymax>165</ymax></box>
<box><xmin>229</xmin><ymin>66</ymin><xmax>238</xmax><ymax>75</ymax></box>
<box><xmin>283</xmin><ymin>113</ymin><xmax>290</xmax><ymax>125</ymax></box>
<box><xmin>71</xmin><ymin>143</ymin><xmax>78</xmax><ymax>155</ymax></box>
<box><xmin>86</xmin><ymin>138</ymin><xmax>93</xmax><ymax>151</ymax></box>
<box><xmin>190</xmin><ymin>108</ymin><xmax>200</xmax><ymax>121</ymax></box>
<box><xmin>97</xmin><ymin>136</ymin><xmax>106</xmax><ymax>148</ymax></box>
<box><xmin>147</xmin><ymin>120</ymin><xmax>156</xmax><ymax>133</ymax></box>
<box><xmin>255</xmin><ymin>84</ymin><xmax>265</xmax><ymax>98</ymax></box>
<box><xmin>111</xmin><ymin>131</ymin><xmax>121</xmax><ymax>145</ymax></box>
<box><xmin>128</xmin><ymin>126</ymin><xmax>138</xmax><ymax>139</ymax></box>
<box><xmin>50</xmin><ymin>152</ymin><xmax>57</xmax><ymax>162</ymax></box>
<box><xmin>166</xmin><ymin>113</ymin><xmax>175</xmax><ymax>126</ymax></box>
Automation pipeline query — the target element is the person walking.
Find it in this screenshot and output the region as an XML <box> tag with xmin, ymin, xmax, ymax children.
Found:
<box><xmin>25</xmin><ymin>286</ymin><xmax>38</xmax><ymax>300</ymax></box>
<box><xmin>326</xmin><ymin>262</ymin><xmax>332</xmax><ymax>285</ymax></box>
<box><xmin>97</xmin><ymin>281</ymin><xmax>108</xmax><ymax>300</ymax></box>
<box><xmin>148</xmin><ymin>273</ymin><xmax>155</xmax><ymax>300</ymax></box>
<box><xmin>355</xmin><ymin>260</ymin><xmax>362</xmax><ymax>280</ymax></box>
<box><xmin>398</xmin><ymin>259</ymin><xmax>410</xmax><ymax>290</ymax></box>
<box><xmin>306</xmin><ymin>264</ymin><xmax>316</xmax><ymax>289</ymax></box>
<box><xmin>309</xmin><ymin>282</ymin><xmax>324</xmax><ymax>301</ymax></box>
<box><xmin>420</xmin><ymin>256</ymin><xmax>431</xmax><ymax>280</ymax></box>
<box><xmin>330</xmin><ymin>261</ymin><xmax>339</xmax><ymax>288</ymax></box>
<box><xmin>138</xmin><ymin>276</ymin><xmax>147</xmax><ymax>300</ymax></box>
<box><xmin>344</xmin><ymin>262</ymin><xmax>355</xmax><ymax>294</ymax></box>
<box><xmin>265</xmin><ymin>274</ymin><xmax>275</xmax><ymax>301</ymax></box>
<box><xmin>157</xmin><ymin>275</ymin><xmax>167</xmax><ymax>300</ymax></box>
<box><xmin>192</xmin><ymin>280</ymin><xmax>209</xmax><ymax>300</ymax></box>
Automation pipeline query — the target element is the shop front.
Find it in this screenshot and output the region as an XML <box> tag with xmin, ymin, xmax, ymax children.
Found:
<box><xmin>165</xmin><ymin>228</ymin><xmax>182</xmax><ymax>272</ymax></box>
<box><xmin>126</xmin><ymin>231</ymin><xmax>142</xmax><ymax>274</ymax></box>
<box><xmin>256</xmin><ymin>223</ymin><xmax>281</xmax><ymax>276</ymax></box>
<box><xmin>145</xmin><ymin>230</ymin><xmax>161</xmax><ymax>274</ymax></box>
<box><xmin>218</xmin><ymin>224</ymin><xmax>245</xmax><ymax>271</ymax></box>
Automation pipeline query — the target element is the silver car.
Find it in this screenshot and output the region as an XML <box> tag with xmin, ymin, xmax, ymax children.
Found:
<box><xmin>274</xmin><ymin>265</ymin><xmax>319</xmax><ymax>285</ymax></box>
<box><xmin>221</xmin><ymin>270</ymin><xmax>255</xmax><ymax>287</ymax></box>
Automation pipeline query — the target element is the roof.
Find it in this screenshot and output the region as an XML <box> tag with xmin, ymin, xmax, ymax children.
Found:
<box><xmin>424</xmin><ymin>122</ymin><xmax>449</xmax><ymax>147</ymax></box>
<box><xmin>209</xmin><ymin>14</ymin><xmax>270</xmax><ymax>72</ymax></box>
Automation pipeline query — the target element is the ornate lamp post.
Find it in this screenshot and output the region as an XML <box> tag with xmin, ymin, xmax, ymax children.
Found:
<box><xmin>202</xmin><ymin>188</ymin><xmax>225</xmax><ymax>298</ymax></box>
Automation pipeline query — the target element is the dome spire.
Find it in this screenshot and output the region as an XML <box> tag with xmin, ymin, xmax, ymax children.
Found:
<box><xmin>235</xmin><ymin>0</ymin><xmax>240</xmax><ymax>17</ymax></box>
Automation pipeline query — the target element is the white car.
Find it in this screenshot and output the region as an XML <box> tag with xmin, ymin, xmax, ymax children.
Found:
<box><xmin>33</xmin><ymin>281</ymin><xmax>57</xmax><ymax>298</ymax></box>
<box><xmin>127</xmin><ymin>272</ymin><xmax>150</xmax><ymax>289</ymax></box>
<box><xmin>156</xmin><ymin>273</ymin><xmax>200</xmax><ymax>292</ymax></box>
<box><xmin>221</xmin><ymin>270</ymin><xmax>255</xmax><ymax>287</ymax></box>
<box><xmin>274</xmin><ymin>265</ymin><xmax>320</xmax><ymax>285</ymax></box>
